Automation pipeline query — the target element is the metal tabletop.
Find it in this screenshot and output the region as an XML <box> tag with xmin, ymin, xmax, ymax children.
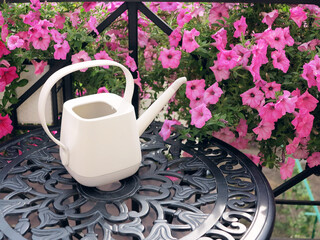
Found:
<box><xmin>0</xmin><ymin>122</ymin><xmax>275</xmax><ymax>240</ymax></box>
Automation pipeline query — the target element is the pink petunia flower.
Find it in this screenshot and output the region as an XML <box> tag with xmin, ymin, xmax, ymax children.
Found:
<box><xmin>7</xmin><ymin>35</ymin><xmax>24</xmax><ymax>50</ymax></box>
<box><xmin>54</xmin><ymin>40</ymin><xmax>70</xmax><ymax>60</ymax></box>
<box><xmin>189</xmin><ymin>103</ymin><xmax>212</xmax><ymax>128</ymax></box>
<box><xmin>251</xmin><ymin>39</ymin><xmax>269</xmax><ymax>66</ymax></box>
<box><xmin>94</xmin><ymin>51</ymin><xmax>113</xmax><ymax>69</ymax></box>
<box><xmin>189</xmin><ymin>95</ymin><xmax>204</xmax><ymax>109</ymax></box>
<box><xmin>0</xmin><ymin>11</ymin><xmax>3</xmax><ymax>26</ymax></box>
<box><xmin>283</xmin><ymin>27</ymin><xmax>294</xmax><ymax>47</ymax></box>
<box><xmin>236</xmin><ymin>119</ymin><xmax>248</xmax><ymax>137</ymax></box>
<box><xmin>159</xmin><ymin>119</ymin><xmax>181</xmax><ymax>141</ymax></box>
<box><xmin>209</xmin><ymin>61</ymin><xmax>230</xmax><ymax>82</ymax></box>
<box><xmin>0</xmin><ymin>114</ymin><xmax>13</xmax><ymax>138</ymax></box>
<box><xmin>31</xmin><ymin>60</ymin><xmax>48</xmax><ymax>75</ymax></box>
<box><xmin>265</xmin><ymin>28</ymin><xmax>287</xmax><ymax>50</ymax></box>
<box><xmin>291</xmin><ymin>108</ymin><xmax>314</xmax><ymax>138</ymax></box>
<box><xmin>30</xmin><ymin>0</ymin><xmax>41</xmax><ymax>11</ymax></box>
<box><xmin>50</xmin><ymin>29</ymin><xmax>67</xmax><ymax>44</ymax></box>
<box><xmin>307</xmin><ymin>152</ymin><xmax>320</xmax><ymax>168</ymax></box>
<box><xmin>231</xmin><ymin>137</ymin><xmax>249</xmax><ymax>149</ymax></box>
<box><xmin>97</xmin><ymin>87</ymin><xmax>109</xmax><ymax>94</ymax></box>
<box><xmin>212</xmin><ymin>127</ymin><xmax>235</xmax><ymax>144</ymax></box>
<box><xmin>1</xmin><ymin>24</ymin><xmax>8</xmax><ymax>42</ymax></box>
<box><xmin>240</xmin><ymin>87</ymin><xmax>264</xmax><ymax>109</ymax></box>
<box><xmin>301</xmin><ymin>63</ymin><xmax>317</xmax><ymax>88</ymax></box>
<box><xmin>83</xmin><ymin>2</ymin><xmax>97</xmax><ymax>12</ymax></box>
<box><xmin>293</xmin><ymin>145</ymin><xmax>309</xmax><ymax>159</ymax></box>
<box><xmin>271</xmin><ymin>50</ymin><xmax>290</xmax><ymax>73</ymax></box>
<box><xmin>0</xmin><ymin>41</ymin><xmax>10</xmax><ymax>58</ymax></box>
<box><xmin>71</xmin><ymin>50</ymin><xmax>91</xmax><ymax>72</ymax></box>
<box><xmin>286</xmin><ymin>137</ymin><xmax>300</xmax><ymax>155</ymax></box>
<box><xmin>203</xmin><ymin>82</ymin><xmax>223</xmax><ymax>105</ymax></box>
<box><xmin>245</xmin><ymin>153</ymin><xmax>261</xmax><ymax>166</ymax></box>
<box><xmin>280</xmin><ymin>157</ymin><xmax>295</xmax><ymax>180</ymax></box>
<box><xmin>168</xmin><ymin>28</ymin><xmax>182</xmax><ymax>48</ymax></box>
<box><xmin>290</xmin><ymin>6</ymin><xmax>307</xmax><ymax>28</ymax></box>
<box><xmin>177</xmin><ymin>8</ymin><xmax>192</xmax><ymax>27</ymax></box>
<box><xmin>182</xmin><ymin>28</ymin><xmax>200</xmax><ymax>53</ymax></box>
<box><xmin>53</xmin><ymin>14</ymin><xmax>65</xmax><ymax>29</ymax></box>
<box><xmin>159</xmin><ymin>2</ymin><xmax>178</xmax><ymax>12</ymax></box>
<box><xmin>232</xmin><ymin>44</ymin><xmax>251</xmax><ymax>67</ymax></box>
<box><xmin>0</xmin><ymin>66</ymin><xmax>18</xmax><ymax>89</ymax></box>
<box><xmin>261</xmin><ymin>81</ymin><xmax>281</xmax><ymax>99</ymax></box>
<box><xmin>211</xmin><ymin>28</ymin><xmax>227</xmax><ymax>51</ymax></box>
<box><xmin>261</xmin><ymin>9</ymin><xmax>279</xmax><ymax>27</ymax></box>
<box><xmin>216</xmin><ymin>50</ymin><xmax>239</xmax><ymax>70</ymax></box>
<box><xmin>208</xmin><ymin>3</ymin><xmax>229</xmax><ymax>25</ymax></box>
<box><xmin>253</xmin><ymin>120</ymin><xmax>275</xmax><ymax>141</ymax></box>
<box><xmin>259</xmin><ymin>102</ymin><xmax>282</xmax><ymax>123</ymax></box>
<box><xmin>233</xmin><ymin>16</ymin><xmax>247</xmax><ymax>38</ymax></box>
<box><xmin>295</xmin><ymin>90</ymin><xmax>318</xmax><ymax>112</ymax></box>
<box><xmin>86</xmin><ymin>16</ymin><xmax>99</xmax><ymax>36</ymax></box>
<box><xmin>185</xmin><ymin>79</ymin><xmax>205</xmax><ymax>100</ymax></box>
<box><xmin>158</xmin><ymin>47</ymin><xmax>181</xmax><ymax>69</ymax></box>
<box><xmin>125</xmin><ymin>55</ymin><xmax>137</xmax><ymax>72</ymax></box>
<box><xmin>275</xmin><ymin>90</ymin><xmax>297</xmax><ymax>115</ymax></box>
<box><xmin>32</xmin><ymin>31</ymin><xmax>51</xmax><ymax>51</ymax></box>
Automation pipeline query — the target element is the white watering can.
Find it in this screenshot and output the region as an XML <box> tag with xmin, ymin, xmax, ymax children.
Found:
<box><xmin>38</xmin><ymin>60</ymin><xmax>186</xmax><ymax>187</ymax></box>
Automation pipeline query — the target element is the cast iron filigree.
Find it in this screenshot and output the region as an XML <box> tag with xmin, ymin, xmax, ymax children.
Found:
<box><xmin>0</xmin><ymin>122</ymin><xmax>274</xmax><ymax>240</ymax></box>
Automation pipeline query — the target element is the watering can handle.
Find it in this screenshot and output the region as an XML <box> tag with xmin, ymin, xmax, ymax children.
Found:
<box><xmin>38</xmin><ymin>60</ymin><xmax>135</xmax><ymax>164</ymax></box>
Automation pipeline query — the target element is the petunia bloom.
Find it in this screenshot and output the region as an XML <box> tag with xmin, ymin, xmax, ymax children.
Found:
<box><xmin>261</xmin><ymin>81</ymin><xmax>281</xmax><ymax>99</ymax></box>
<box><xmin>31</xmin><ymin>60</ymin><xmax>48</xmax><ymax>75</ymax></box>
<box><xmin>168</xmin><ymin>28</ymin><xmax>182</xmax><ymax>48</ymax></box>
<box><xmin>275</xmin><ymin>90</ymin><xmax>297</xmax><ymax>115</ymax></box>
<box><xmin>280</xmin><ymin>157</ymin><xmax>295</xmax><ymax>180</ymax></box>
<box><xmin>212</xmin><ymin>127</ymin><xmax>235</xmax><ymax>144</ymax></box>
<box><xmin>189</xmin><ymin>103</ymin><xmax>212</xmax><ymax>128</ymax></box>
<box><xmin>0</xmin><ymin>66</ymin><xmax>18</xmax><ymax>91</ymax></box>
<box><xmin>290</xmin><ymin>6</ymin><xmax>307</xmax><ymax>28</ymax></box>
<box><xmin>295</xmin><ymin>90</ymin><xmax>318</xmax><ymax>112</ymax></box>
<box><xmin>159</xmin><ymin>119</ymin><xmax>181</xmax><ymax>141</ymax></box>
<box><xmin>233</xmin><ymin>16</ymin><xmax>247</xmax><ymax>38</ymax></box>
<box><xmin>253</xmin><ymin>120</ymin><xmax>275</xmax><ymax>141</ymax></box>
<box><xmin>158</xmin><ymin>47</ymin><xmax>181</xmax><ymax>69</ymax></box>
<box><xmin>262</xmin><ymin>9</ymin><xmax>279</xmax><ymax>27</ymax></box>
<box><xmin>259</xmin><ymin>102</ymin><xmax>282</xmax><ymax>123</ymax></box>
<box><xmin>203</xmin><ymin>82</ymin><xmax>223</xmax><ymax>105</ymax></box>
<box><xmin>271</xmin><ymin>50</ymin><xmax>290</xmax><ymax>73</ymax></box>
<box><xmin>71</xmin><ymin>50</ymin><xmax>91</xmax><ymax>72</ymax></box>
<box><xmin>0</xmin><ymin>114</ymin><xmax>13</xmax><ymax>139</ymax></box>
<box><xmin>97</xmin><ymin>87</ymin><xmax>109</xmax><ymax>94</ymax></box>
<box><xmin>209</xmin><ymin>60</ymin><xmax>230</xmax><ymax>82</ymax></box>
<box><xmin>291</xmin><ymin>108</ymin><xmax>314</xmax><ymax>138</ymax></box>
<box><xmin>7</xmin><ymin>35</ymin><xmax>24</xmax><ymax>50</ymax></box>
<box><xmin>94</xmin><ymin>51</ymin><xmax>113</xmax><ymax>69</ymax></box>
<box><xmin>236</xmin><ymin>119</ymin><xmax>248</xmax><ymax>137</ymax></box>
<box><xmin>0</xmin><ymin>41</ymin><xmax>10</xmax><ymax>58</ymax></box>
<box><xmin>216</xmin><ymin>50</ymin><xmax>239</xmax><ymax>70</ymax></box>
<box><xmin>240</xmin><ymin>87</ymin><xmax>264</xmax><ymax>109</ymax></box>
<box><xmin>265</xmin><ymin>28</ymin><xmax>287</xmax><ymax>50</ymax></box>
<box><xmin>125</xmin><ymin>55</ymin><xmax>137</xmax><ymax>72</ymax></box>
<box><xmin>54</xmin><ymin>40</ymin><xmax>70</xmax><ymax>60</ymax></box>
<box><xmin>185</xmin><ymin>79</ymin><xmax>205</xmax><ymax>100</ymax></box>
<box><xmin>182</xmin><ymin>28</ymin><xmax>200</xmax><ymax>53</ymax></box>
<box><xmin>209</xmin><ymin>3</ymin><xmax>229</xmax><ymax>25</ymax></box>
<box><xmin>307</xmin><ymin>152</ymin><xmax>320</xmax><ymax>168</ymax></box>
<box><xmin>211</xmin><ymin>28</ymin><xmax>227</xmax><ymax>51</ymax></box>
<box><xmin>159</xmin><ymin>2</ymin><xmax>178</xmax><ymax>12</ymax></box>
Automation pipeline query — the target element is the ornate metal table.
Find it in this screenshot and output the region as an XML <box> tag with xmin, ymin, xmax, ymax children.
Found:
<box><xmin>0</xmin><ymin>122</ymin><xmax>275</xmax><ymax>240</ymax></box>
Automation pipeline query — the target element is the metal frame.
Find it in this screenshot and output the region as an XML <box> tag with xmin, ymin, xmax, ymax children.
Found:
<box><xmin>2</xmin><ymin>0</ymin><xmax>320</xmax><ymax>218</ymax></box>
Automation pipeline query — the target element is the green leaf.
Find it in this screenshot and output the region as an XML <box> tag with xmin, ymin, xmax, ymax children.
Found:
<box><xmin>17</xmin><ymin>79</ymin><xmax>28</xmax><ymax>87</ymax></box>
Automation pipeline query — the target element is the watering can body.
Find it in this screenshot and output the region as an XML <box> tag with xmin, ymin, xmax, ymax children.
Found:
<box><xmin>38</xmin><ymin>60</ymin><xmax>186</xmax><ymax>187</ymax></box>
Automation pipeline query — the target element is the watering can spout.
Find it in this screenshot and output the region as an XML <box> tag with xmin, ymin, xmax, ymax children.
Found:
<box><xmin>137</xmin><ymin>77</ymin><xmax>187</xmax><ymax>136</ymax></box>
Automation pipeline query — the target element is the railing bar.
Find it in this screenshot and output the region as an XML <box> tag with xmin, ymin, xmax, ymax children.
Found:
<box><xmin>138</xmin><ymin>2</ymin><xmax>173</xmax><ymax>36</ymax></box>
<box><xmin>91</xmin><ymin>2</ymin><xmax>128</xmax><ymax>38</ymax></box>
<box><xmin>273</xmin><ymin>167</ymin><xmax>314</xmax><ymax>197</ymax></box>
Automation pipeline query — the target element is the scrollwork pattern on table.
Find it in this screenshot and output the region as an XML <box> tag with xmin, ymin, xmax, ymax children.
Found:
<box><xmin>0</xmin><ymin>123</ymin><xmax>269</xmax><ymax>239</ymax></box>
